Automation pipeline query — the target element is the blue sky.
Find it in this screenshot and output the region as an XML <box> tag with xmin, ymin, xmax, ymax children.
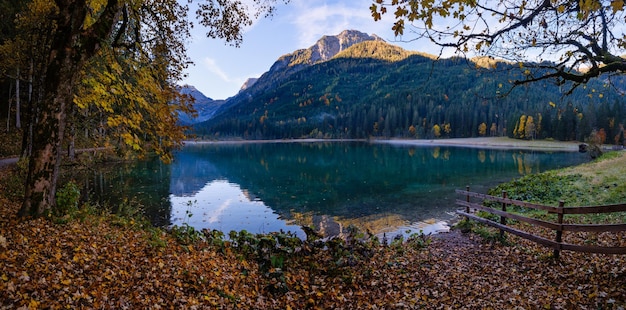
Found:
<box><xmin>181</xmin><ymin>0</ymin><xmax>450</xmax><ymax>100</ymax></box>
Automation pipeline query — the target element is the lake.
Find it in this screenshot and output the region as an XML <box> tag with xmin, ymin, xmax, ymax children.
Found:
<box><xmin>72</xmin><ymin>141</ymin><xmax>589</xmax><ymax>239</ymax></box>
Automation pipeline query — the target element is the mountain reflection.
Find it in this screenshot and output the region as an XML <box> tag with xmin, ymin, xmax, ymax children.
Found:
<box><xmin>165</xmin><ymin>141</ymin><xmax>587</xmax><ymax>237</ymax></box>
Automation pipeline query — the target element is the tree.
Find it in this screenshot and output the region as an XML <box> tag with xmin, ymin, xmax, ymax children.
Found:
<box><xmin>516</xmin><ymin>115</ymin><xmax>527</xmax><ymax>139</ymax></box>
<box><xmin>432</xmin><ymin>124</ymin><xmax>441</xmax><ymax>138</ymax></box>
<box><xmin>0</xmin><ymin>0</ymin><xmax>55</xmax><ymax>136</ymax></box>
<box><xmin>370</xmin><ymin>0</ymin><xmax>626</xmax><ymax>92</ymax></box>
<box><xmin>525</xmin><ymin>115</ymin><xmax>536</xmax><ymax>139</ymax></box>
<box><xmin>18</xmin><ymin>0</ymin><xmax>288</xmax><ymax>217</ymax></box>
<box><xmin>478</xmin><ymin>122</ymin><xmax>487</xmax><ymax>136</ymax></box>
<box><xmin>408</xmin><ymin>124</ymin><xmax>417</xmax><ymax>137</ymax></box>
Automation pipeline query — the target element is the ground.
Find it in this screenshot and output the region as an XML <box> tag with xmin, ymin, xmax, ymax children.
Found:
<box><xmin>1</xmin><ymin>138</ymin><xmax>625</xmax><ymax>309</ymax></box>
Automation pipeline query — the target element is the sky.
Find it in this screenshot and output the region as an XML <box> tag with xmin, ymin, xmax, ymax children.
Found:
<box><xmin>181</xmin><ymin>0</ymin><xmax>452</xmax><ymax>100</ymax></box>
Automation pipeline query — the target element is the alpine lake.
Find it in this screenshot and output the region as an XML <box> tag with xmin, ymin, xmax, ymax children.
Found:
<box><xmin>65</xmin><ymin>141</ymin><xmax>589</xmax><ymax>239</ymax></box>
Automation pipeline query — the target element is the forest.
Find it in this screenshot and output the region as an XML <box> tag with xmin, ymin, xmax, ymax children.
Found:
<box><xmin>195</xmin><ymin>49</ymin><xmax>626</xmax><ymax>145</ymax></box>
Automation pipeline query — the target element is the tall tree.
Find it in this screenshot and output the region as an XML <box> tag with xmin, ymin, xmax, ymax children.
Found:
<box><xmin>19</xmin><ymin>0</ymin><xmax>288</xmax><ymax>217</ymax></box>
<box><xmin>370</xmin><ymin>0</ymin><xmax>626</xmax><ymax>92</ymax></box>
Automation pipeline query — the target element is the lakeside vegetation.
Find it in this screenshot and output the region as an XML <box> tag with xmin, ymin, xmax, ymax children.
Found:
<box><xmin>1</xmin><ymin>146</ymin><xmax>625</xmax><ymax>308</ymax></box>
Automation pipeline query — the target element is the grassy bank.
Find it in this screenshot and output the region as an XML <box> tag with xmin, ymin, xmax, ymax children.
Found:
<box><xmin>1</xmin><ymin>152</ymin><xmax>625</xmax><ymax>308</ymax></box>
<box><xmin>490</xmin><ymin>151</ymin><xmax>626</xmax><ymax>207</ymax></box>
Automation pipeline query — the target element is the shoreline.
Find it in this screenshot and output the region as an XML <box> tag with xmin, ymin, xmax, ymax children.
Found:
<box><xmin>184</xmin><ymin>136</ymin><xmax>584</xmax><ymax>152</ymax></box>
<box><xmin>374</xmin><ymin>137</ymin><xmax>583</xmax><ymax>151</ymax></box>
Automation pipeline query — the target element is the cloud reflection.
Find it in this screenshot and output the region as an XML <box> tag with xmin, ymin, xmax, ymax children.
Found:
<box><xmin>170</xmin><ymin>180</ymin><xmax>305</xmax><ymax>238</ymax></box>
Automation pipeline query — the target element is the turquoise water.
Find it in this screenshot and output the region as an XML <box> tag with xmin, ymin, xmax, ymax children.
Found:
<box><xmin>75</xmin><ymin>141</ymin><xmax>589</xmax><ymax>238</ymax></box>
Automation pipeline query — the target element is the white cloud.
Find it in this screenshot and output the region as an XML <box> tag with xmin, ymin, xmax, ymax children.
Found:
<box><xmin>201</xmin><ymin>57</ymin><xmax>252</xmax><ymax>85</ymax></box>
<box><xmin>288</xmin><ymin>0</ymin><xmax>387</xmax><ymax>47</ymax></box>
<box><xmin>202</xmin><ymin>57</ymin><xmax>231</xmax><ymax>82</ymax></box>
<box><xmin>207</xmin><ymin>199</ymin><xmax>232</xmax><ymax>224</ymax></box>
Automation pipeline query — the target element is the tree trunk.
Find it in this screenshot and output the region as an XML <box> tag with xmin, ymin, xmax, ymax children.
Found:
<box><xmin>6</xmin><ymin>81</ymin><xmax>12</xmax><ymax>132</ymax></box>
<box><xmin>68</xmin><ymin>105</ymin><xmax>75</xmax><ymax>161</ymax></box>
<box><xmin>19</xmin><ymin>0</ymin><xmax>119</xmax><ymax>217</ymax></box>
<box><xmin>15</xmin><ymin>67</ymin><xmax>21</xmax><ymax>129</ymax></box>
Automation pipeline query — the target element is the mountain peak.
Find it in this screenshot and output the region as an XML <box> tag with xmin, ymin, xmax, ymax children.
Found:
<box><xmin>235</xmin><ymin>30</ymin><xmax>386</xmax><ymax>97</ymax></box>
<box><xmin>311</xmin><ymin>29</ymin><xmax>385</xmax><ymax>63</ymax></box>
<box><xmin>273</xmin><ymin>30</ymin><xmax>383</xmax><ymax>69</ymax></box>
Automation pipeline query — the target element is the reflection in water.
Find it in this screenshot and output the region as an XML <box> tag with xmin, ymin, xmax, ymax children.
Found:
<box><xmin>170</xmin><ymin>180</ymin><xmax>305</xmax><ymax>238</ymax></box>
<box><xmin>62</xmin><ymin>157</ymin><xmax>172</xmax><ymax>227</ymax></box>
<box><xmin>166</xmin><ymin>142</ymin><xmax>587</xmax><ymax>237</ymax></box>
<box><xmin>72</xmin><ymin>142</ymin><xmax>589</xmax><ymax>238</ymax></box>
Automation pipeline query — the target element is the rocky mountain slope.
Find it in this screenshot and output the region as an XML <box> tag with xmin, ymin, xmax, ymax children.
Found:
<box><xmin>187</xmin><ymin>30</ymin><xmax>623</xmax><ymax>143</ymax></box>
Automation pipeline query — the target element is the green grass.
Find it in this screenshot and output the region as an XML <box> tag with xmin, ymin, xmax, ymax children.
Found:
<box><xmin>484</xmin><ymin>150</ymin><xmax>626</xmax><ymax>225</ymax></box>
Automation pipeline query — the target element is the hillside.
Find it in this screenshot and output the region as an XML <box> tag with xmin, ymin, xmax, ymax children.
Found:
<box><xmin>193</xmin><ymin>30</ymin><xmax>625</xmax><ymax>143</ymax></box>
<box><xmin>334</xmin><ymin>40</ymin><xmax>435</xmax><ymax>62</ymax></box>
<box><xmin>177</xmin><ymin>85</ymin><xmax>225</xmax><ymax>125</ymax></box>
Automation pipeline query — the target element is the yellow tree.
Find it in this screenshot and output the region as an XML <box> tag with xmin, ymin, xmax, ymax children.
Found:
<box><xmin>525</xmin><ymin>115</ymin><xmax>536</xmax><ymax>140</ymax></box>
<box><xmin>443</xmin><ymin>122</ymin><xmax>451</xmax><ymax>136</ymax></box>
<box><xmin>432</xmin><ymin>124</ymin><xmax>441</xmax><ymax>138</ymax></box>
<box><xmin>370</xmin><ymin>1</ymin><xmax>626</xmax><ymax>92</ymax></box>
<box><xmin>478</xmin><ymin>122</ymin><xmax>487</xmax><ymax>136</ymax></box>
<box><xmin>19</xmin><ymin>0</ymin><xmax>289</xmax><ymax>217</ymax></box>
<box><xmin>408</xmin><ymin>125</ymin><xmax>416</xmax><ymax>137</ymax></box>
<box><xmin>517</xmin><ymin>115</ymin><xmax>527</xmax><ymax>139</ymax></box>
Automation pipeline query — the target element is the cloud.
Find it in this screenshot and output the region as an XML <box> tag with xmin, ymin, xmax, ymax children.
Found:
<box><xmin>201</xmin><ymin>57</ymin><xmax>251</xmax><ymax>85</ymax></box>
<box><xmin>288</xmin><ymin>0</ymin><xmax>386</xmax><ymax>47</ymax></box>
<box><xmin>207</xmin><ymin>198</ymin><xmax>232</xmax><ymax>224</ymax></box>
<box><xmin>202</xmin><ymin>57</ymin><xmax>231</xmax><ymax>81</ymax></box>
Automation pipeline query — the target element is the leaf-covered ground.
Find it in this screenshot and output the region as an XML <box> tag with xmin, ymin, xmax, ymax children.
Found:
<box><xmin>1</xmin><ymin>165</ymin><xmax>625</xmax><ymax>309</ymax></box>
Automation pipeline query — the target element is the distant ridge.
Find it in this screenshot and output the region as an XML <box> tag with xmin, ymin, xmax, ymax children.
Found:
<box><xmin>177</xmin><ymin>85</ymin><xmax>225</xmax><ymax>125</ymax></box>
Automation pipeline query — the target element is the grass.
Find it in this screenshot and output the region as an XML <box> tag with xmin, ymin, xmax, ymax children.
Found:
<box><xmin>466</xmin><ymin>150</ymin><xmax>626</xmax><ymax>249</ymax></box>
<box><xmin>489</xmin><ymin>150</ymin><xmax>626</xmax><ymax>209</ymax></box>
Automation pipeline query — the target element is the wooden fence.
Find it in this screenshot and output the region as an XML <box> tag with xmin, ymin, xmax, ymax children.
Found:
<box><xmin>455</xmin><ymin>187</ymin><xmax>626</xmax><ymax>259</ymax></box>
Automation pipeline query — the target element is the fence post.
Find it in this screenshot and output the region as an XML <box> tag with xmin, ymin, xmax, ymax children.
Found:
<box><xmin>465</xmin><ymin>185</ymin><xmax>470</xmax><ymax>213</ymax></box>
<box><xmin>500</xmin><ymin>191</ymin><xmax>507</xmax><ymax>239</ymax></box>
<box><xmin>554</xmin><ymin>200</ymin><xmax>565</xmax><ymax>260</ymax></box>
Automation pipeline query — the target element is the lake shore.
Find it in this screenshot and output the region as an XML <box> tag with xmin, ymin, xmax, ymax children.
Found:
<box><xmin>1</xmin><ymin>141</ymin><xmax>625</xmax><ymax>308</ymax></box>
<box><xmin>375</xmin><ymin>136</ymin><xmax>584</xmax><ymax>151</ymax></box>
<box><xmin>185</xmin><ymin>137</ymin><xmax>584</xmax><ymax>151</ymax></box>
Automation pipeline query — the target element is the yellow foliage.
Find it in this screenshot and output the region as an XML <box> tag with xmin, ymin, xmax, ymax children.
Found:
<box><xmin>478</xmin><ymin>122</ymin><xmax>487</xmax><ymax>136</ymax></box>
<box><xmin>432</xmin><ymin>124</ymin><xmax>441</xmax><ymax>138</ymax></box>
<box><xmin>74</xmin><ymin>45</ymin><xmax>192</xmax><ymax>161</ymax></box>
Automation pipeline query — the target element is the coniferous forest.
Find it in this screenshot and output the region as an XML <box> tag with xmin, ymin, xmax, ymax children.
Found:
<box><xmin>194</xmin><ymin>43</ymin><xmax>625</xmax><ymax>145</ymax></box>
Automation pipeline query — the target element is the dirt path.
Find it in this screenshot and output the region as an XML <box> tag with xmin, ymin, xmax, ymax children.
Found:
<box><xmin>0</xmin><ymin>157</ymin><xmax>18</xmax><ymax>167</ymax></box>
<box><xmin>0</xmin><ymin>147</ymin><xmax>109</xmax><ymax>168</ymax></box>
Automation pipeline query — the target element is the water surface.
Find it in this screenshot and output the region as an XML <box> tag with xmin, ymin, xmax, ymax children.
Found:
<box><xmin>75</xmin><ymin>141</ymin><xmax>589</xmax><ymax>238</ymax></box>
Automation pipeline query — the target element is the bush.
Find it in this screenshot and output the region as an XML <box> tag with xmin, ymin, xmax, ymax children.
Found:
<box><xmin>55</xmin><ymin>181</ymin><xmax>80</xmax><ymax>217</ymax></box>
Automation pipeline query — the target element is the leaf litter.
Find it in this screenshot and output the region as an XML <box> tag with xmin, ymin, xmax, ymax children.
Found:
<box><xmin>1</xmin><ymin>169</ymin><xmax>625</xmax><ymax>309</ymax></box>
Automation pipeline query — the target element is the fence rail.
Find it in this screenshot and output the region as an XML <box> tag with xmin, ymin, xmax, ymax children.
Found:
<box><xmin>455</xmin><ymin>188</ymin><xmax>626</xmax><ymax>258</ymax></box>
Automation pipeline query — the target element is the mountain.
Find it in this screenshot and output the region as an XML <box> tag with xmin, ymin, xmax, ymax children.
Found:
<box><xmin>216</xmin><ymin>30</ymin><xmax>386</xmax><ymax>111</ymax></box>
<box><xmin>177</xmin><ymin>85</ymin><xmax>225</xmax><ymax>125</ymax></box>
<box><xmin>240</xmin><ymin>78</ymin><xmax>258</xmax><ymax>92</ymax></box>
<box><xmin>193</xmin><ymin>30</ymin><xmax>625</xmax><ymax>143</ymax></box>
<box><xmin>274</xmin><ymin>29</ymin><xmax>384</xmax><ymax>68</ymax></box>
